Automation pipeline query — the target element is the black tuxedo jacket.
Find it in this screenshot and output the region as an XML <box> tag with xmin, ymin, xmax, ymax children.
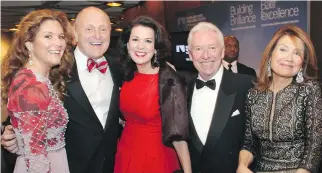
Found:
<box><xmin>64</xmin><ymin>51</ymin><xmax>123</xmax><ymax>173</ymax></box>
<box><xmin>187</xmin><ymin>69</ymin><xmax>253</xmax><ymax>173</ymax></box>
<box><xmin>237</xmin><ymin>62</ymin><xmax>257</xmax><ymax>77</ymax></box>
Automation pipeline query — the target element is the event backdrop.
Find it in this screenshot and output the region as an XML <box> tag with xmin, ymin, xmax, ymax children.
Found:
<box><xmin>172</xmin><ymin>1</ymin><xmax>309</xmax><ymax>72</ymax></box>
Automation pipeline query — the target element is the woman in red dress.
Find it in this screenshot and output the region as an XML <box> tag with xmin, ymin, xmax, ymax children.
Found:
<box><xmin>1</xmin><ymin>9</ymin><xmax>74</xmax><ymax>173</ymax></box>
<box><xmin>114</xmin><ymin>16</ymin><xmax>192</xmax><ymax>173</ymax></box>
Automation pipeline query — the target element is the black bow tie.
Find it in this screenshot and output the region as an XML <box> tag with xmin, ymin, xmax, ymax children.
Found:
<box><xmin>195</xmin><ymin>79</ymin><xmax>216</xmax><ymax>90</ymax></box>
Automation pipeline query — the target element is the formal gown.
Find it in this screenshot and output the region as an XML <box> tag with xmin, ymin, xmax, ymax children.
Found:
<box><xmin>114</xmin><ymin>72</ymin><xmax>180</xmax><ymax>173</ymax></box>
<box><xmin>7</xmin><ymin>68</ymin><xmax>70</xmax><ymax>173</ymax></box>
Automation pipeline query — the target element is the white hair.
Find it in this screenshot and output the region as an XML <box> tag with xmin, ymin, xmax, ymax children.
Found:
<box><xmin>187</xmin><ymin>22</ymin><xmax>224</xmax><ymax>49</ymax></box>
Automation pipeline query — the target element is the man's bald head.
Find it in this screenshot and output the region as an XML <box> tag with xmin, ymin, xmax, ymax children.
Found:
<box><xmin>224</xmin><ymin>36</ymin><xmax>239</xmax><ymax>45</ymax></box>
<box><xmin>74</xmin><ymin>6</ymin><xmax>111</xmax><ymax>59</ymax></box>
<box><xmin>75</xmin><ymin>7</ymin><xmax>110</xmax><ymax>30</ymax></box>
<box><xmin>224</xmin><ymin>35</ymin><xmax>239</xmax><ymax>62</ymax></box>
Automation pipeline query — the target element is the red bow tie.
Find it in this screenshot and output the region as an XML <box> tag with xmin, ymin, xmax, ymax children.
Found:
<box><xmin>87</xmin><ymin>58</ymin><xmax>108</xmax><ymax>74</ymax></box>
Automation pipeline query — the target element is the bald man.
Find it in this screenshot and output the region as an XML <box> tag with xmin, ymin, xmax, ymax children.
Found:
<box><xmin>63</xmin><ymin>7</ymin><xmax>123</xmax><ymax>173</ymax></box>
<box><xmin>223</xmin><ymin>36</ymin><xmax>257</xmax><ymax>77</ymax></box>
<box><xmin>1</xmin><ymin>7</ymin><xmax>123</xmax><ymax>173</ymax></box>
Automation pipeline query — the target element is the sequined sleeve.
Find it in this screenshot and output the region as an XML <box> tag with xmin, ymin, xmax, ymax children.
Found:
<box><xmin>8</xmin><ymin>74</ymin><xmax>51</xmax><ymax>173</ymax></box>
<box><xmin>299</xmin><ymin>82</ymin><xmax>322</xmax><ymax>173</ymax></box>
<box><xmin>241</xmin><ymin>89</ymin><xmax>257</xmax><ymax>157</ymax></box>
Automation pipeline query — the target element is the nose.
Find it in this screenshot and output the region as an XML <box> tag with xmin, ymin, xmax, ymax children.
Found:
<box><xmin>93</xmin><ymin>29</ymin><xmax>101</xmax><ymax>39</ymax></box>
<box><xmin>201</xmin><ymin>48</ymin><xmax>210</xmax><ymax>59</ymax></box>
<box><xmin>53</xmin><ymin>36</ymin><xmax>64</xmax><ymax>48</ymax></box>
<box><xmin>137</xmin><ymin>40</ymin><xmax>145</xmax><ymax>50</ymax></box>
<box><xmin>285</xmin><ymin>51</ymin><xmax>294</xmax><ymax>62</ymax></box>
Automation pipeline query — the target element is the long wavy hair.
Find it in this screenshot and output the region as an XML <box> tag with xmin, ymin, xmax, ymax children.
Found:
<box><xmin>255</xmin><ymin>24</ymin><xmax>318</xmax><ymax>91</ymax></box>
<box><xmin>117</xmin><ymin>16</ymin><xmax>171</xmax><ymax>81</ymax></box>
<box><xmin>1</xmin><ymin>9</ymin><xmax>74</xmax><ymax>104</ymax></box>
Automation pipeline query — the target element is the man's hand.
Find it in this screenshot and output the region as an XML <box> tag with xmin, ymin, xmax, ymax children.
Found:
<box><xmin>295</xmin><ymin>168</ymin><xmax>310</xmax><ymax>173</ymax></box>
<box><xmin>1</xmin><ymin>125</ymin><xmax>18</xmax><ymax>153</ymax></box>
<box><xmin>236</xmin><ymin>165</ymin><xmax>253</xmax><ymax>173</ymax></box>
<box><xmin>119</xmin><ymin>118</ymin><xmax>125</xmax><ymax>128</ymax></box>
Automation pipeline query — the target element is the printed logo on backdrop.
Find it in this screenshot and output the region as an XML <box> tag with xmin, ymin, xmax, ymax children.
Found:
<box><xmin>176</xmin><ymin>45</ymin><xmax>190</xmax><ymax>61</ymax></box>
<box><xmin>170</xmin><ymin>32</ymin><xmax>195</xmax><ymax>71</ymax></box>
<box><xmin>228</xmin><ymin>1</ymin><xmax>303</xmax><ymax>31</ymax></box>
<box><xmin>177</xmin><ymin>13</ymin><xmax>207</xmax><ymax>31</ymax></box>
<box><xmin>177</xmin><ymin>17</ymin><xmax>186</xmax><ymax>31</ymax></box>
<box><xmin>173</xmin><ymin>1</ymin><xmax>308</xmax><ymax>72</ymax></box>
<box><xmin>260</xmin><ymin>1</ymin><xmax>300</xmax><ymax>27</ymax></box>
<box><xmin>230</xmin><ymin>3</ymin><xmax>257</xmax><ymax>31</ymax></box>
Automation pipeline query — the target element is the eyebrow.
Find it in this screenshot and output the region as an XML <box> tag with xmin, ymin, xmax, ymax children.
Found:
<box><xmin>131</xmin><ymin>36</ymin><xmax>153</xmax><ymax>39</ymax></box>
<box><xmin>43</xmin><ymin>31</ymin><xmax>65</xmax><ymax>35</ymax></box>
<box><xmin>278</xmin><ymin>43</ymin><xmax>304</xmax><ymax>51</ymax></box>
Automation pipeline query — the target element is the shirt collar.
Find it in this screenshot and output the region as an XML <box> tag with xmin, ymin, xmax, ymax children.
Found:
<box><xmin>222</xmin><ymin>60</ymin><xmax>237</xmax><ymax>68</ymax></box>
<box><xmin>74</xmin><ymin>46</ymin><xmax>107</xmax><ymax>71</ymax></box>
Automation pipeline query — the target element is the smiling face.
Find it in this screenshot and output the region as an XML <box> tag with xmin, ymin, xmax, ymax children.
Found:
<box><xmin>26</xmin><ymin>19</ymin><xmax>66</xmax><ymax>68</ymax></box>
<box><xmin>75</xmin><ymin>7</ymin><xmax>111</xmax><ymax>59</ymax></box>
<box><xmin>271</xmin><ymin>35</ymin><xmax>304</xmax><ymax>79</ymax></box>
<box><xmin>127</xmin><ymin>25</ymin><xmax>156</xmax><ymax>67</ymax></box>
<box><xmin>189</xmin><ymin>29</ymin><xmax>224</xmax><ymax>80</ymax></box>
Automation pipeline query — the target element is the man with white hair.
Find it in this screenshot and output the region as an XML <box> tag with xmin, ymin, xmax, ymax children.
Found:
<box><xmin>186</xmin><ymin>22</ymin><xmax>254</xmax><ymax>173</ymax></box>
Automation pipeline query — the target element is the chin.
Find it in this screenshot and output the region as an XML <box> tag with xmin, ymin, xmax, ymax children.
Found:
<box><xmin>274</xmin><ymin>72</ymin><xmax>295</xmax><ymax>79</ymax></box>
<box><xmin>132</xmin><ymin>58</ymin><xmax>148</xmax><ymax>64</ymax></box>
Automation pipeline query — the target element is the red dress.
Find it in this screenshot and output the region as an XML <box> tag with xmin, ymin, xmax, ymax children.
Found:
<box><xmin>114</xmin><ymin>72</ymin><xmax>180</xmax><ymax>173</ymax></box>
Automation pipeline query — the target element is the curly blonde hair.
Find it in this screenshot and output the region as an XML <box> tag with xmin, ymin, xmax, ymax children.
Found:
<box><xmin>1</xmin><ymin>9</ymin><xmax>75</xmax><ymax>104</ymax></box>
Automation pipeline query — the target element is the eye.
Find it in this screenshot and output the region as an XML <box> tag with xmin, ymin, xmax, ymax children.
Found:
<box><xmin>132</xmin><ymin>38</ymin><xmax>138</xmax><ymax>42</ymax></box>
<box><xmin>294</xmin><ymin>50</ymin><xmax>303</xmax><ymax>57</ymax></box>
<box><xmin>86</xmin><ymin>28</ymin><xmax>92</xmax><ymax>32</ymax></box>
<box><xmin>209</xmin><ymin>46</ymin><xmax>216</xmax><ymax>50</ymax></box>
<box><xmin>45</xmin><ymin>35</ymin><xmax>52</xmax><ymax>39</ymax></box>
<box><xmin>101</xmin><ymin>28</ymin><xmax>107</xmax><ymax>32</ymax></box>
<box><xmin>59</xmin><ymin>35</ymin><xmax>65</xmax><ymax>39</ymax></box>
<box><xmin>146</xmin><ymin>39</ymin><xmax>152</xmax><ymax>43</ymax></box>
<box><xmin>280</xmin><ymin>48</ymin><xmax>286</xmax><ymax>52</ymax></box>
<box><xmin>195</xmin><ymin>47</ymin><xmax>202</xmax><ymax>51</ymax></box>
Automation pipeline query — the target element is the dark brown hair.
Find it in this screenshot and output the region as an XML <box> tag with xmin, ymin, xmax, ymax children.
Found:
<box><xmin>117</xmin><ymin>16</ymin><xmax>171</xmax><ymax>81</ymax></box>
<box><xmin>1</xmin><ymin>9</ymin><xmax>74</xmax><ymax>104</ymax></box>
<box><xmin>255</xmin><ymin>24</ymin><xmax>318</xmax><ymax>91</ymax></box>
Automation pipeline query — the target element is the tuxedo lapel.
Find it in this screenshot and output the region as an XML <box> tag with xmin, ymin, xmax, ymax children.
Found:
<box><xmin>104</xmin><ymin>84</ymin><xmax>119</xmax><ymax>131</ymax></box>
<box><xmin>67</xmin><ymin>63</ymin><xmax>102</xmax><ymax>127</ymax></box>
<box><xmin>201</xmin><ymin>70</ymin><xmax>237</xmax><ymax>158</ymax></box>
<box><xmin>103</xmin><ymin>55</ymin><xmax>122</xmax><ymax>131</ymax></box>
<box><xmin>188</xmin><ymin>79</ymin><xmax>204</xmax><ymax>153</ymax></box>
<box><xmin>105</xmin><ymin>56</ymin><xmax>122</xmax><ymax>87</ymax></box>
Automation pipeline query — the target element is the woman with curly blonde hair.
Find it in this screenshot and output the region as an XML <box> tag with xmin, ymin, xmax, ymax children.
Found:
<box><xmin>1</xmin><ymin>9</ymin><xmax>74</xmax><ymax>173</ymax></box>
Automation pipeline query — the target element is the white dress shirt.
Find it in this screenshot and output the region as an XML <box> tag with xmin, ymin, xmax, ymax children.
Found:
<box><xmin>190</xmin><ymin>65</ymin><xmax>224</xmax><ymax>145</ymax></box>
<box><xmin>74</xmin><ymin>47</ymin><xmax>114</xmax><ymax>128</ymax></box>
<box><xmin>222</xmin><ymin>60</ymin><xmax>238</xmax><ymax>73</ymax></box>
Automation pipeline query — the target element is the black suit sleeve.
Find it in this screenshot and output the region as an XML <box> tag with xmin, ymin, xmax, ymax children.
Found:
<box><xmin>249</xmin><ymin>68</ymin><xmax>257</xmax><ymax>77</ymax></box>
<box><xmin>1</xmin><ymin>116</ymin><xmax>17</xmax><ymax>173</ymax></box>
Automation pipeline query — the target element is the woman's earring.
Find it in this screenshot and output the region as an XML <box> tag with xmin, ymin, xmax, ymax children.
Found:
<box><xmin>296</xmin><ymin>69</ymin><xmax>304</xmax><ymax>83</ymax></box>
<box><xmin>267</xmin><ymin>60</ymin><xmax>272</xmax><ymax>77</ymax></box>
<box><xmin>28</xmin><ymin>53</ymin><xmax>33</xmax><ymax>66</ymax></box>
<box><xmin>28</xmin><ymin>59</ymin><xmax>33</xmax><ymax>66</ymax></box>
<box><xmin>154</xmin><ymin>51</ymin><xmax>158</xmax><ymax>63</ymax></box>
